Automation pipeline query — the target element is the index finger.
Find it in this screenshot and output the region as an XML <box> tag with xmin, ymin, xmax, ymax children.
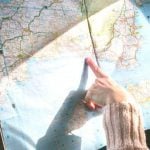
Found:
<box><xmin>85</xmin><ymin>57</ymin><xmax>107</xmax><ymax>78</ymax></box>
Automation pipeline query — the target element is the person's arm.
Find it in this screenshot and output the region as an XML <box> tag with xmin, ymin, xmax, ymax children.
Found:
<box><xmin>84</xmin><ymin>57</ymin><xmax>148</xmax><ymax>150</ymax></box>
<box><xmin>104</xmin><ymin>101</ymin><xmax>148</xmax><ymax>150</ymax></box>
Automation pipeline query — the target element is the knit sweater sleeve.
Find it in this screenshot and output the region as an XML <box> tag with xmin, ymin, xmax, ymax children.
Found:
<box><xmin>103</xmin><ymin>101</ymin><xmax>148</xmax><ymax>150</ymax></box>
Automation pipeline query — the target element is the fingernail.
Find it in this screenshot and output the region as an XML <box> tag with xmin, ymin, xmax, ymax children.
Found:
<box><xmin>85</xmin><ymin>57</ymin><xmax>91</xmax><ymax>64</ymax></box>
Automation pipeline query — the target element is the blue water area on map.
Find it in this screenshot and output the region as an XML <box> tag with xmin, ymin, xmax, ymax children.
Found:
<box><xmin>0</xmin><ymin>0</ymin><xmax>11</xmax><ymax>3</ymax></box>
<box><xmin>140</xmin><ymin>3</ymin><xmax>150</xmax><ymax>22</ymax></box>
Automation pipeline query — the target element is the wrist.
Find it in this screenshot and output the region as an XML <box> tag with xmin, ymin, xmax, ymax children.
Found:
<box><xmin>110</xmin><ymin>87</ymin><xmax>129</xmax><ymax>103</ymax></box>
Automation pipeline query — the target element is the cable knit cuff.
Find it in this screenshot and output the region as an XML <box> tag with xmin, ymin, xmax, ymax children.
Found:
<box><xmin>103</xmin><ymin>101</ymin><xmax>148</xmax><ymax>150</ymax></box>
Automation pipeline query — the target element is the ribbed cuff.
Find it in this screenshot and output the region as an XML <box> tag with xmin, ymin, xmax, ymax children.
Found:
<box><xmin>103</xmin><ymin>101</ymin><xmax>148</xmax><ymax>150</ymax></box>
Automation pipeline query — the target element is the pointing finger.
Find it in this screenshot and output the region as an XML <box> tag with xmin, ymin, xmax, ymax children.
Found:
<box><xmin>85</xmin><ymin>57</ymin><xmax>107</xmax><ymax>78</ymax></box>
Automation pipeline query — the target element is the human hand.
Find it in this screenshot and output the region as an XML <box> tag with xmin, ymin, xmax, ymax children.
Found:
<box><xmin>84</xmin><ymin>57</ymin><xmax>129</xmax><ymax>110</ymax></box>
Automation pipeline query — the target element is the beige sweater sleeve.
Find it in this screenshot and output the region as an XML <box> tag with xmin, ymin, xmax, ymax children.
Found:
<box><xmin>103</xmin><ymin>101</ymin><xmax>149</xmax><ymax>150</ymax></box>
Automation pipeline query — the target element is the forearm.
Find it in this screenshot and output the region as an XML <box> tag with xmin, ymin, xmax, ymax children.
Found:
<box><xmin>84</xmin><ymin>58</ymin><xmax>148</xmax><ymax>149</ymax></box>
<box><xmin>103</xmin><ymin>101</ymin><xmax>148</xmax><ymax>150</ymax></box>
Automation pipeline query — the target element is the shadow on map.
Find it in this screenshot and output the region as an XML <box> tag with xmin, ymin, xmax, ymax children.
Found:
<box><xmin>140</xmin><ymin>3</ymin><xmax>150</xmax><ymax>23</ymax></box>
<box><xmin>36</xmin><ymin>60</ymin><xmax>102</xmax><ymax>150</ymax></box>
<box><xmin>131</xmin><ymin>0</ymin><xmax>150</xmax><ymax>22</ymax></box>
